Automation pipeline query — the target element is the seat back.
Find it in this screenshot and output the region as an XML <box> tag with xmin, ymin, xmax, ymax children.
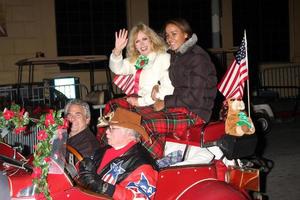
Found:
<box><xmin>165</xmin><ymin>121</ymin><xmax>225</xmax><ymax>147</ymax></box>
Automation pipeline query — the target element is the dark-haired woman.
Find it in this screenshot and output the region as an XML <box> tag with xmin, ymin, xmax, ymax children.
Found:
<box><xmin>152</xmin><ymin>18</ymin><xmax>217</xmax><ymax>124</ymax></box>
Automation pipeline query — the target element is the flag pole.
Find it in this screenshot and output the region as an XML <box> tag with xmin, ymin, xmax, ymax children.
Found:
<box><xmin>244</xmin><ymin>30</ymin><xmax>251</xmax><ymax>117</ymax></box>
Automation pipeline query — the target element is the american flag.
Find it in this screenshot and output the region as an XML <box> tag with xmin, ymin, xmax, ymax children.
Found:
<box><xmin>113</xmin><ymin>74</ymin><xmax>135</xmax><ymax>95</ymax></box>
<box><xmin>218</xmin><ymin>35</ymin><xmax>248</xmax><ymax>99</ymax></box>
<box><xmin>102</xmin><ymin>161</ymin><xmax>125</xmax><ymax>185</ymax></box>
<box><xmin>127</xmin><ymin>173</ymin><xmax>156</xmax><ymax>199</ymax></box>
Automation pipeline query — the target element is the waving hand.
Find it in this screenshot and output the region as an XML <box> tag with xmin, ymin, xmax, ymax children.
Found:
<box><xmin>113</xmin><ymin>29</ymin><xmax>128</xmax><ymax>56</ymax></box>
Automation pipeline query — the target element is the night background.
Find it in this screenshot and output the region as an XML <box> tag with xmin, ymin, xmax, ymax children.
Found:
<box><xmin>55</xmin><ymin>0</ymin><xmax>290</xmax><ymax>91</ymax></box>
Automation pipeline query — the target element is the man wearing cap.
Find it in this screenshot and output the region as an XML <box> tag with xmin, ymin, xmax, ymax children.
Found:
<box><xmin>77</xmin><ymin>108</ymin><xmax>158</xmax><ymax>200</ymax></box>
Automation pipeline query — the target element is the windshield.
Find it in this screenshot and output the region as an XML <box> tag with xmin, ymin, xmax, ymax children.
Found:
<box><xmin>48</xmin><ymin>129</ymin><xmax>68</xmax><ymax>174</ymax></box>
<box><xmin>16</xmin><ymin>129</ymin><xmax>71</xmax><ymax>198</ymax></box>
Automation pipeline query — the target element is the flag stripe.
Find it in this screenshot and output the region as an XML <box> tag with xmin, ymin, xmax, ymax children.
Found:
<box><xmin>220</xmin><ymin>65</ymin><xmax>240</xmax><ymax>97</ymax></box>
<box><xmin>113</xmin><ymin>74</ymin><xmax>135</xmax><ymax>95</ymax></box>
<box><xmin>217</xmin><ymin>35</ymin><xmax>248</xmax><ymax>99</ymax></box>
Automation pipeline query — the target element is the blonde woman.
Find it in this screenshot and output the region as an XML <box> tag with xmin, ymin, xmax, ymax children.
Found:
<box><xmin>109</xmin><ymin>23</ymin><xmax>174</xmax><ymax>107</ymax></box>
<box><xmin>98</xmin><ymin>24</ymin><xmax>174</xmax><ymax>157</ymax></box>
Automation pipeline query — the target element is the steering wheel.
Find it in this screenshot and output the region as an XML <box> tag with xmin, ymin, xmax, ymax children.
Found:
<box><xmin>66</xmin><ymin>144</ymin><xmax>83</xmax><ymax>162</ymax></box>
<box><xmin>64</xmin><ymin>144</ymin><xmax>85</xmax><ymax>179</ymax></box>
<box><xmin>65</xmin><ymin>145</ymin><xmax>113</xmax><ymax>199</ymax></box>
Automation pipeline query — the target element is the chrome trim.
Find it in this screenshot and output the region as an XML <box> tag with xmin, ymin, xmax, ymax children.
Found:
<box><xmin>0</xmin><ymin>171</ymin><xmax>11</xmax><ymax>200</ymax></box>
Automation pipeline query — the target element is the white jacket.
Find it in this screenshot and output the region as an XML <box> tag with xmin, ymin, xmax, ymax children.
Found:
<box><xmin>109</xmin><ymin>52</ymin><xmax>174</xmax><ymax>106</ymax></box>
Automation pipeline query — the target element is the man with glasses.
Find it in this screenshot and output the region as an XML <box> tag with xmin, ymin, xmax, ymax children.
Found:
<box><xmin>77</xmin><ymin>108</ymin><xmax>158</xmax><ymax>200</ymax></box>
<box><xmin>64</xmin><ymin>99</ymin><xmax>100</xmax><ymax>166</ymax></box>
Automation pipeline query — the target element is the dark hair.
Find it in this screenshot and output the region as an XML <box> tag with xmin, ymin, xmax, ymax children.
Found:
<box><xmin>164</xmin><ymin>18</ymin><xmax>193</xmax><ymax>39</ymax></box>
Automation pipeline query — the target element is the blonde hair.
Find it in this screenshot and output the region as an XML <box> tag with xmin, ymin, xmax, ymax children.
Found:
<box><xmin>126</xmin><ymin>23</ymin><xmax>167</xmax><ymax>63</ymax></box>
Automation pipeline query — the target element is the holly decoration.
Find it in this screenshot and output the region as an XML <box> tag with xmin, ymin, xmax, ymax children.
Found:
<box><xmin>32</xmin><ymin>109</ymin><xmax>68</xmax><ymax>200</ymax></box>
<box><xmin>135</xmin><ymin>55</ymin><xmax>149</xmax><ymax>70</ymax></box>
<box><xmin>0</xmin><ymin>104</ymin><xmax>70</xmax><ymax>200</ymax></box>
<box><xmin>0</xmin><ymin>104</ymin><xmax>30</xmax><ymax>134</ymax></box>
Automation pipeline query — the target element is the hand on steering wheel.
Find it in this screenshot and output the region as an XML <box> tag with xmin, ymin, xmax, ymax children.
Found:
<box><xmin>66</xmin><ymin>144</ymin><xmax>84</xmax><ymax>162</ymax></box>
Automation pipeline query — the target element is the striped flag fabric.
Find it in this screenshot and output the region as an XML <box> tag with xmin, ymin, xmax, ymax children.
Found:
<box><xmin>218</xmin><ymin>35</ymin><xmax>248</xmax><ymax>99</ymax></box>
<box><xmin>113</xmin><ymin>74</ymin><xmax>135</xmax><ymax>95</ymax></box>
<box><xmin>101</xmin><ymin>161</ymin><xmax>125</xmax><ymax>185</ymax></box>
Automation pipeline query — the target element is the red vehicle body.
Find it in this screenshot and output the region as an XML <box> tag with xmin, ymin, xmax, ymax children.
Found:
<box><xmin>0</xmin><ymin>122</ymin><xmax>252</xmax><ymax>200</ymax></box>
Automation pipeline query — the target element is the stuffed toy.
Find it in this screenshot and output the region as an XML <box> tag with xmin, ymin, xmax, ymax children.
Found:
<box><xmin>225</xmin><ymin>99</ymin><xmax>255</xmax><ymax>136</ymax></box>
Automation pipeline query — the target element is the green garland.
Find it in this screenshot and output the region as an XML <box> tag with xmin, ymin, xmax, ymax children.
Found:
<box><xmin>32</xmin><ymin>109</ymin><xmax>66</xmax><ymax>200</ymax></box>
<box><xmin>0</xmin><ymin>104</ymin><xmax>67</xmax><ymax>200</ymax></box>
<box><xmin>0</xmin><ymin>104</ymin><xmax>30</xmax><ymax>133</ymax></box>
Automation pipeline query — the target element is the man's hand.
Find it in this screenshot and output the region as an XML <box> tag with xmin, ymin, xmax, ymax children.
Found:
<box><xmin>78</xmin><ymin>170</ymin><xmax>115</xmax><ymax>196</ymax></box>
<box><xmin>151</xmin><ymin>85</ymin><xmax>159</xmax><ymax>101</ymax></box>
<box><xmin>153</xmin><ymin>100</ymin><xmax>165</xmax><ymax>111</ymax></box>
<box><xmin>79</xmin><ymin>157</ymin><xmax>96</xmax><ymax>173</ymax></box>
<box><xmin>78</xmin><ymin>158</ymin><xmax>107</xmax><ymax>193</ymax></box>
<box><xmin>113</xmin><ymin>29</ymin><xmax>128</xmax><ymax>56</ymax></box>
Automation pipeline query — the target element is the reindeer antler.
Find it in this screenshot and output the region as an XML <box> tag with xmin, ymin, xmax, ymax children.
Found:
<box><xmin>97</xmin><ymin>112</ymin><xmax>114</xmax><ymax>127</ymax></box>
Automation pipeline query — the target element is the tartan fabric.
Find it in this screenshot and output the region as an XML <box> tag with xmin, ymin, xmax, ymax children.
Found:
<box><xmin>98</xmin><ymin>98</ymin><xmax>204</xmax><ymax>159</ymax></box>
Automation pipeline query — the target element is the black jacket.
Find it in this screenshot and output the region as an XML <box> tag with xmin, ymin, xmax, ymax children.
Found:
<box><xmin>165</xmin><ymin>34</ymin><xmax>217</xmax><ymax>122</ymax></box>
<box><xmin>94</xmin><ymin>143</ymin><xmax>158</xmax><ymax>184</ymax></box>
<box><xmin>67</xmin><ymin>127</ymin><xmax>100</xmax><ymax>163</ymax></box>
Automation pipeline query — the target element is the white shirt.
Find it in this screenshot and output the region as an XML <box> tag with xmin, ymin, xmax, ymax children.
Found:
<box><xmin>109</xmin><ymin>52</ymin><xmax>174</xmax><ymax>106</ymax></box>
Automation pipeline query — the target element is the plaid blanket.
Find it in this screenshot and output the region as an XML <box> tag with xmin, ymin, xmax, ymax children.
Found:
<box><xmin>97</xmin><ymin>98</ymin><xmax>204</xmax><ymax>159</ymax></box>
